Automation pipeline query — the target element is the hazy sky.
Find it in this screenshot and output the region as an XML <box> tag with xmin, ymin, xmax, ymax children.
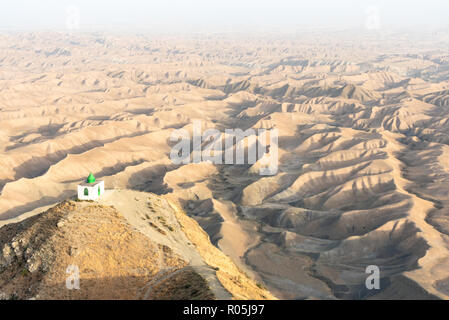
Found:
<box><xmin>0</xmin><ymin>0</ymin><xmax>448</xmax><ymax>32</ymax></box>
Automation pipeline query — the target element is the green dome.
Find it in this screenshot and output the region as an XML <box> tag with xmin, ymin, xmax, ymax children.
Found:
<box><xmin>86</xmin><ymin>173</ymin><xmax>96</xmax><ymax>183</ymax></box>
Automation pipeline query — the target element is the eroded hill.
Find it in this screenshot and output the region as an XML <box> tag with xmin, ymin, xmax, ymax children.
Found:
<box><xmin>0</xmin><ymin>190</ymin><xmax>274</xmax><ymax>300</ymax></box>
<box><xmin>2</xmin><ymin>31</ymin><xmax>449</xmax><ymax>299</ymax></box>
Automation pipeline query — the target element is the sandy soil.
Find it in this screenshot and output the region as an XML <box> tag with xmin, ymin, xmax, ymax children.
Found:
<box><xmin>1</xmin><ymin>31</ymin><xmax>449</xmax><ymax>299</ymax></box>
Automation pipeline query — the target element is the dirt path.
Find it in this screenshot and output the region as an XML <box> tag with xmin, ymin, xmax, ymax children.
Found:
<box><xmin>98</xmin><ymin>189</ymin><xmax>233</xmax><ymax>300</ymax></box>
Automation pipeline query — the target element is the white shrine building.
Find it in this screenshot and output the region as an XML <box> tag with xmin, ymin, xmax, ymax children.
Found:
<box><xmin>77</xmin><ymin>173</ymin><xmax>105</xmax><ymax>201</ymax></box>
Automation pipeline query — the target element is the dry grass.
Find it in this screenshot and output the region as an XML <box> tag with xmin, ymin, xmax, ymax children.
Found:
<box><xmin>147</xmin><ymin>267</ymin><xmax>215</xmax><ymax>300</ymax></box>
<box><xmin>0</xmin><ymin>201</ymin><xmax>215</xmax><ymax>300</ymax></box>
<box><xmin>167</xmin><ymin>199</ymin><xmax>277</xmax><ymax>300</ymax></box>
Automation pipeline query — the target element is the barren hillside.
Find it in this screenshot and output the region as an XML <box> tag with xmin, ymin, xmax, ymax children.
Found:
<box><xmin>0</xmin><ymin>190</ymin><xmax>274</xmax><ymax>300</ymax></box>
<box><xmin>1</xmin><ymin>31</ymin><xmax>449</xmax><ymax>299</ymax></box>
